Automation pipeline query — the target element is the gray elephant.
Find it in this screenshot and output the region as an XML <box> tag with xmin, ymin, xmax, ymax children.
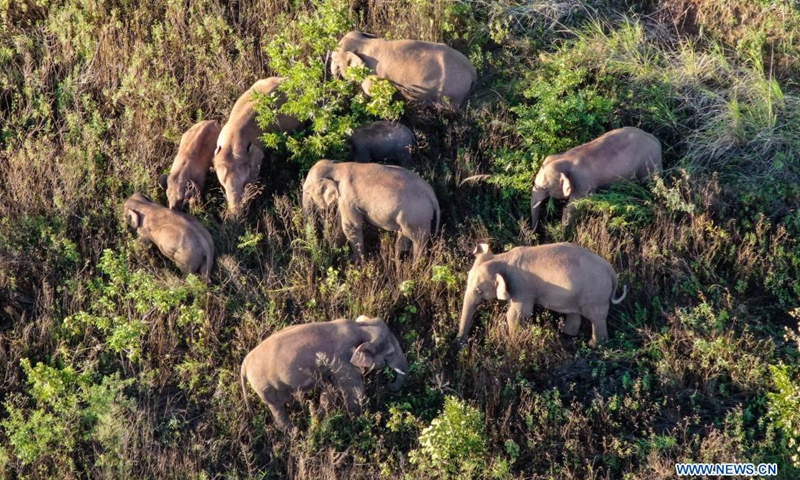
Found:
<box><xmin>458</xmin><ymin>242</ymin><xmax>626</xmax><ymax>347</ymax></box>
<box><xmin>214</xmin><ymin>77</ymin><xmax>302</xmax><ymax>217</ymax></box>
<box><xmin>302</xmin><ymin>159</ymin><xmax>440</xmax><ymax>264</ymax></box>
<box><xmin>122</xmin><ymin>193</ymin><xmax>215</xmax><ymax>280</ymax></box>
<box><xmin>240</xmin><ymin>316</ymin><xmax>409</xmax><ymax>432</ymax></box>
<box><xmin>530</xmin><ymin>127</ymin><xmax>662</xmax><ymax>230</ymax></box>
<box><xmin>330</xmin><ymin>31</ymin><xmax>477</xmax><ymax>110</ymax></box>
<box><xmin>158</xmin><ymin>120</ymin><xmax>221</xmax><ymax>210</ymax></box>
<box><xmin>350</xmin><ymin>121</ymin><xmax>414</xmax><ymax>164</ymax></box>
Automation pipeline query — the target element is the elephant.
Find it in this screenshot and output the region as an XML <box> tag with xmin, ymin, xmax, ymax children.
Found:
<box><xmin>301</xmin><ymin>159</ymin><xmax>440</xmax><ymax>265</ymax></box>
<box><xmin>530</xmin><ymin>127</ymin><xmax>662</xmax><ymax>231</ymax></box>
<box><xmin>122</xmin><ymin>193</ymin><xmax>215</xmax><ymax>280</ymax></box>
<box><xmin>457</xmin><ymin>242</ymin><xmax>626</xmax><ymax>347</ymax></box>
<box><xmin>330</xmin><ymin>31</ymin><xmax>477</xmax><ymax>110</ymax></box>
<box><xmin>213</xmin><ymin>77</ymin><xmax>302</xmax><ymax>217</ymax></box>
<box><xmin>158</xmin><ymin>120</ymin><xmax>221</xmax><ymax>210</ymax></box>
<box><xmin>349</xmin><ymin>121</ymin><xmax>414</xmax><ymax>164</ymax></box>
<box><xmin>240</xmin><ymin>315</ymin><xmax>409</xmax><ymax>432</ymax></box>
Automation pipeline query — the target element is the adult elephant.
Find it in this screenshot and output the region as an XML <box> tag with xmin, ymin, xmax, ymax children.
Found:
<box><xmin>457</xmin><ymin>243</ymin><xmax>626</xmax><ymax>347</ymax></box>
<box><xmin>240</xmin><ymin>316</ymin><xmax>409</xmax><ymax>432</ymax></box>
<box><xmin>530</xmin><ymin>127</ymin><xmax>662</xmax><ymax>230</ymax></box>
<box><xmin>213</xmin><ymin>77</ymin><xmax>302</xmax><ymax>217</ymax></box>
<box><xmin>302</xmin><ymin>159</ymin><xmax>440</xmax><ymax>265</ymax></box>
<box><xmin>330</xmin><ymin>31</ymin><xmax>477</xmax><ymax>110</ymax></box>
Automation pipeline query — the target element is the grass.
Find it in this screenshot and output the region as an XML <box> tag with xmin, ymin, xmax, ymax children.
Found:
<box><xmin>1</xmin><ymin>0</ymin><xmax>800</xmax><ymax>478</ymax></box>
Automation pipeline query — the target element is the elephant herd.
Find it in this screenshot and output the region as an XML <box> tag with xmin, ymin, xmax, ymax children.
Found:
<box><xmin>121</xmin><ymin>31</ymin><xmax>663</xmax><ymax>432</ymax></box>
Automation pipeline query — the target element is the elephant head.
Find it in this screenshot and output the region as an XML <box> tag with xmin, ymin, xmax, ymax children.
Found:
<box><xmin>531</xmin><ymin>158</ymin><xmax>572</xmax><ymax>231</ymax></box>
<box><xmin>122</xmin><ymin>193</ymin><xmax>152</xmax><ymax>230</ymax></box>
<box><xmin>330</xmin><ymin>50</ymin><xmax>366</xmax><ymax>78</ymax></box>
<box><xmin>158</xmin><ymin>174</ymin><xmax>198</xmax><ymax>211</ymax></box>
<box><xmin>301</xmin><ymin>160</ymin><xmax>339</xmax><ymax>213</ymax></box>
<box><xmin>213</xmin><ymin>142</ymin><xmax>264</xmax><ymax>217</ymax></box>
<box><xmin>352</xmin><ymin>315</ymin><xmax>409</xmax><ymax>391</ymax></box>
<box><xmin>457</xmin><ymin>243</ymin><xmax>510</xmax><ymax>344</ymax></box>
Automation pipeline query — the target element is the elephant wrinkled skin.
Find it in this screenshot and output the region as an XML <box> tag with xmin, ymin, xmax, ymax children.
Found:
<box><xmin>122</xmin><ymin>193</ymin><xmax>215</xmax><ymax>280</ymax></box>
<box><xmin>158</xmin><ymin>120</ymin><xmax>221</xmax><ymax>210</ymax></box>
<box><xmin>458</xmin><ymin>242</ymin><xmax>626</xmax><ymax>347</ymax></box>
<box><xmin>213</xmin><ymin>77</ymin><xmax>302</xmax><ymax>217</ymax></box>
<box><xmin>330</xmin><ymin>31</ymin><xmax>477</xmax><ymax>110</ymax></box>
<box><xmin>240</xmin><ymin>316</ymin><xmax>409</xmax><ymax>432</ymax></box>
<box><xmin>302</xmin><ymin>159</ymin><xmax>440</xmax><ymax>264</ymax></box>
<box><xmin>350</xmin><ymin>121</ymin><xmax>415</xmax><ymax>164</ymax></box>
<box><xmin>531</xmin><ymin>126</ymin><xmax>662</xmax><ymax>230</ymax></box>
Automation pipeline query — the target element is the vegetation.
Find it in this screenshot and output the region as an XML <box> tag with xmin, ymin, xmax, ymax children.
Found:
<box><xmin>1</xmin><ymin>0</ymin><xmax>799</xmax><ymax>478</ymax></box>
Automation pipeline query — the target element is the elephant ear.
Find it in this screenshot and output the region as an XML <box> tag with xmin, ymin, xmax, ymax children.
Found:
<box><xmin>472</xmin><ymin>243</ymin><xmax>491</xmax><ymax>256</ymax></box>
<box><xmin>125</xmin><ymin>209</ymin><xmax>142</xmax><ymax>229</ymax></box>
<box><xmin>247</xmin><ymin>143</ymin><xmax>264</xmax><ymax>171</ymax></box>
<box><xmin>559</xmin><ymin>172</ymin><xmax>572</xmax><ymax>198</ymax></box>
<box><xmin>318</xmin><ymin>178</ymin><xmax>339</xmax><ymax>208</ymax></box>
<box><xmin>495</xmin><ymin>273</ymin><xmax>510</xmax><ymax>301</ymax></box>
<box><xmin>350</xmin><ymin>342</ymin><xmax>378</xmax><ymax>369</ymax></box>
<box><xmin>157</xmin><ymin>174</ymin><xmax>168</xmax><ymax>190</ymax></box>
<box><xmin>346</xmin><ymin>51</ymin><xmax>365</xmax><ymax>68</ymax></box>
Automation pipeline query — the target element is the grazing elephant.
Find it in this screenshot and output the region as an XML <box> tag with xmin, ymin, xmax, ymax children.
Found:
<box><xmin>457</xmin><ymin>242</ymin><xmax>626</xmax><ymax>347</ymax></box>
<box><xmin>350</xmin><ymin>121</ymin><xmax>414</xmax><ymax>164</ymax></box>
<box><xmin>214</xmin><ymin>77</ymin><xmax>302</xmax><ymax>217</ymax></box>
<box><xmin>530</xmin><ymin>127</ymin><xmax>662</xmax><ymax>230</ymax></box>
<box><xmin>158</xmin><ymin>120</ymin><xmax>221</xmax><ymax>210</ymax></box>
<box><xmin>122</xmin><ymin>193</ymin><xmax>215</xmax><ymax>280</ymax></box>
<box><xmin>302</xmin><ymin>159</ymin><xmax>440</xmax><ymax>264</ymax></box>
<box><xmin>240</xmin><ymin>316</ymin><xmax>409</xmax><ymax>432</ymax></box>
<box><xmin>330</xmin><ymin>31</ymin><xmax>477</xmax><ymax>109</ymax></box>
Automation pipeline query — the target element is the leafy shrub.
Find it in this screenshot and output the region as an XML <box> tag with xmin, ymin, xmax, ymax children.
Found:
<box><xmin>767</xmin><ymin>363</ymin><xmax>800</xmax><ymax>468</ymax></box>
<box><xmin>409</xmin><ymin>396</ymin><xmax>489</xmax><ymax>478</ymax></box>
<box><xmin>256</xmin><ymin>0</ymin><xmax>404</xmax><ymax>169</ymax></box>
<box><xmin>63</xmin><ymin>248</ymin><xmax>207</xmax><ymax>362</ymax></box>
<box><xmin>1</xmin><ymin>359</ymin><xmax>134</xmax><ymax>478</ymax></box>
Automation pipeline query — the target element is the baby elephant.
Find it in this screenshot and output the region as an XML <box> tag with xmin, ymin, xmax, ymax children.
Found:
<box><xmin>349</xmin><ymin>121</ymin><xmax>414</xmax><ymax>164</ymax></box>
<box><xmin>122</xmin><ymin>193</ymin><xmax>215</xmax><ymax>280</ymax></box>
<box><xmin>158</xmin><ymin>120</ymin><xmax>221</xmax><ymax>210</ymax></box>
<box><xmin>531</xmin><ymin>126</ymin><xmax>662</xmax><ymax>230</ymax></box>
<box><xmin>302</xmin><ymin>159</ymin><xmax>440</xmax><ymax>264</ymax></box>
<box><xmin>240</xmin><ymin>316</ymin><xmax>409</xmax><ymax>432</ymax></box>
<box><xmin>458</xmin><ymin>242</ymin><xmax>626</xmax><ymax>347</ymax></box>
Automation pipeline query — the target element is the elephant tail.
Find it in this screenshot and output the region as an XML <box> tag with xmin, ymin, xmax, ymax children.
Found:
<box><xmin>610</xmin><ymin>277</ymin><xmax>627</xmax><ymax>305</ymax></box>
<box><xmin>240</xmin><ymin>359</ymin><xmax>253</xmax><ymax>415</ymax></box>
<box><xmin>431</xmin><ymin>198</ymin><xmax>440</xmax><ymax>236</ymax></box>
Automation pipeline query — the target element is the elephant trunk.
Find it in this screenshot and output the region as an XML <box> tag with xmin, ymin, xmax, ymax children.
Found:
<box><xmin>226</xmin><ymin>187</ymin><xmax>243</xmax><ymax>218</ymax></box>
<box><xmin>530</xmin><ymin>189</ymin><xmax>548</xmax><ymax>232</ymax></box>
<box><xmin>457</xmin><ymin>294</ymin><xmax>479</xmax><ymax>347</ymax></box>
<box><xmin>387</xmin><ymin>337</ymin><xmax>409</xmax><ymax>392</ymax></box>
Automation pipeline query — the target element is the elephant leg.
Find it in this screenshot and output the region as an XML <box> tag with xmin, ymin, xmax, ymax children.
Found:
<box><xmin>340</xmin><ymin>209</ymin><xmax>365</xmax><ymax>262</ymax></box>
<box><xmin>561</xmin><ymin>313</ymin><xmax>582</xmax><ymax>337</ymax></box>
<box><xmin>330</xmin><ymin>363</ymin><xmax>366</xmax><ymax>414</ymax></box>
<box><xmin>562</xmin><ymin>201</ymin><xmax>577</xmax><ymax>229</ymax></box>
<box><xmin>506</xmin><ymin>300</ymin><xmax>534</xmax><ymax>334</ymax></box>
<box><xmin>261</xmin><ymin>388</ymin><xmax>293</xmax><ymax>432</ymax></box>
<box><xmin>395</xmin><ymin>233</ymin><xmax>412</xmax><ymax>270</ymax></box>
<box><xmin>584</xmin><ymin>306</ymin><xmax>610</xmax><ymax>347</ymax></box>
<box><xmin>410</xmin><ymin>230</ymin><xmax>430</xmax><ymax>263</ymax></box>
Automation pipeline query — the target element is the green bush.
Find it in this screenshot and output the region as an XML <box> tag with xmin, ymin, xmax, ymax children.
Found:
<box><xmin>1</xmin><ymin>359</ymin><xmax>134</xmax><ymax>478</ymax></box>
<box><xmin>256</xmin><ymin>0</ymin><xmax>404</xmax><ymax>169</ymax></box>
<box><xmin>409</xmin><ymin>396</ymin><xmax>489</xmax><ymax>479</ymax></box>
<box><xmin>63</xmin><ymin>248</ymin><xmax>207</xmax><ymax>362</ymax></box>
